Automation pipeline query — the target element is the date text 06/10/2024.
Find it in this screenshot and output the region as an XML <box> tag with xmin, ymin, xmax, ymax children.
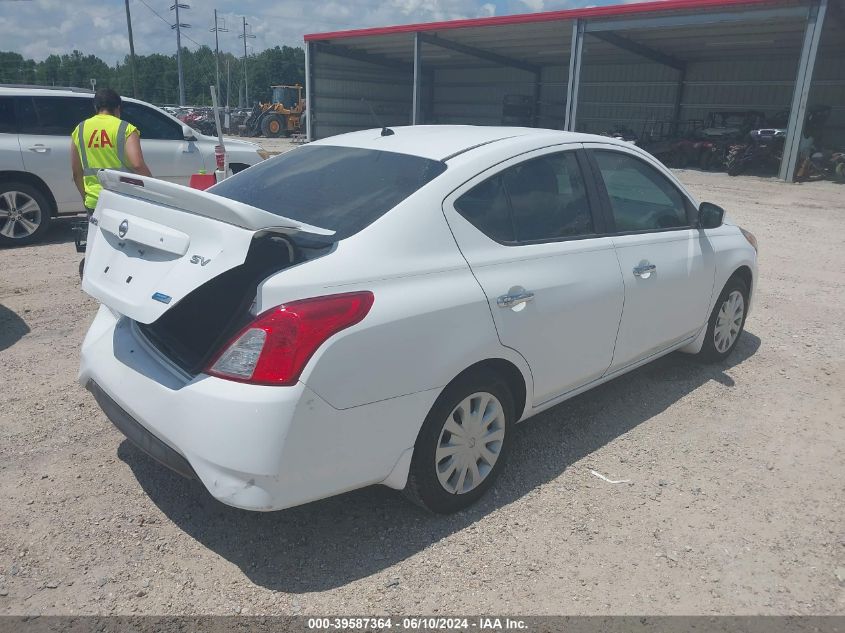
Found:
<box><xmin>306</xmin><ymin>617</ymin><xmax>529</xmax><ymax>630</ymax></box>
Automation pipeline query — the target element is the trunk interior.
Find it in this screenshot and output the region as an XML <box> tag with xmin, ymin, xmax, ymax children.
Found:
<box><xmin>137</xmin><ymin>234</ymin><xmax>327</xmax><ymax>376</ymax></box>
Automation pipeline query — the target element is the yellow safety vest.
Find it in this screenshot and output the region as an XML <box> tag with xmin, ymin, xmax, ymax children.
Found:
<box><xmin>71</xmin><ymin>113</ymin><xmax>139</xmax><ymax>210</ymax></box>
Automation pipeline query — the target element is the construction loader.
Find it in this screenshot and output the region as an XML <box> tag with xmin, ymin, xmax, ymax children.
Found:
<box><xmin>242</xmin><ymin>84</ymin><xmax>305</xmax><ymax>137</ymax></box>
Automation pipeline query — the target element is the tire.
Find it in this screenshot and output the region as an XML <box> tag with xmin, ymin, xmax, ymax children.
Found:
<box><xmin>727</xmin><ymin>157</ymin><xmax>745</xmax><ymax>177</ymax></box>
<box><xmin>697</xmin><ymin>276</ymin><xmax>749</xmax><ymax>363</ymax></box>
<box><xmin>260</xmin><ymin>114</ymin><xmax>284</xmax><ymax>138</ymax></box>
<box><xmin>404</xmin><ymin>369</ymin><xmax>514</xmax><ymax>514</ymax></box>
<box><xmin>0</xmin><ymin>181</ymin><xmax>52</xmax><ymax>246</ymax></box>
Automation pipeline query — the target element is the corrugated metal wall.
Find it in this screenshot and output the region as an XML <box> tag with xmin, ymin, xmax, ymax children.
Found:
<box><xmin>429</xmin><ymin>67</ymin><xmax>537</xmax><ymax>126</ymax></box>
<box><xmin>310</xmin><ymin>25</ymin><xmax>844</xmax><ymax>146</ymax></box>
<box><xmin>576</xmin><ymin>60</ymin><xmax>680</xmax><ymax>135</ymax></box>
<box><xmin>312</xmin><ymin>51</ymin><xmax>415</xmax><ymax>139</ymax></box>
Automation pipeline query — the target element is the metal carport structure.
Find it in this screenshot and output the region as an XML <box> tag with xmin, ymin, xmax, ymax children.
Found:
<box><xmin>303</xmin><ymin>0</ymin><xmax>844</xmax><ymax>181</ymax></box>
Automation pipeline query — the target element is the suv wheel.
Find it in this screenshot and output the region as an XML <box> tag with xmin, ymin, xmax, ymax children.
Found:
<box><xmin>0</xmin><ymin>182</ymin><xmax>52</xmax><ymax>246</ymax></box>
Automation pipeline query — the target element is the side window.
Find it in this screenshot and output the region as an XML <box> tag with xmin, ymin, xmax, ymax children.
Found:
<box><xmin>17</xmin><ymin>97</ymin><xmax>94</xmax><ymax>135</ymax></box>
<box><xmin>121</xmin><ymin>103</ymin><xmax>182</xmax><ymax>140</ymax></box>
<box><xmin>592</xmin><ymin>150</ymin><xmax>689</xmax><ymax>232</ymax></box>
<box><xmin>454</xmin><ymin>174</ymin><xmax>515</xmax><ymax>243</ymax></box>
<box><xmin>454</xmin><ymin>150</ymin><xmax>593</xmax><ymax>244</ymax></box>
<box><xmin>0</xmin><ymin>97</ymin><xmax>16</xmax><ymax>134</ymax></box>
<box><xmin>502</xmin><ymin>152</ymin><xmax>592</xmax><ymax>241</ymax></box>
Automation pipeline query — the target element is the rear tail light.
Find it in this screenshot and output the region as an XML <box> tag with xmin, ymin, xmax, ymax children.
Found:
<box><xmin>214</xmin><ymin>145</ymin><xmax>225</xmax><ymax>170</ymax></box>
<box><xmin>205</xmin><ymin>291</ymin><xmax>374</xmax><ymax>386</ymax></box>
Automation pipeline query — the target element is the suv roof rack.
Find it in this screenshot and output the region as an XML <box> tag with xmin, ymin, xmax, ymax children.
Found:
<box><xmin>0</xmin><ymin>84</ymin><xmax>94</xmax><ymax>94</ymax></box>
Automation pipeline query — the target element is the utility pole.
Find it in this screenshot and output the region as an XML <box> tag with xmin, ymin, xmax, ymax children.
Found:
<box><xmin>226</xmin><ymin>57</ymin><xmax>230</xmax><ymax>110</ymax></box>
<box><xmin>239</xmin><ymin>17</ymin><xmax>255</xmax><ymax>106</ymax></box>
<box><xmin>170</xmin><ymin>2</ymin><xmax>191</xmax><ymax>106</ymax></box>
<box><xmin>211</xmin><ymin>10</ymin><xmax>227</xmax><ymax>114</ymax></box>
<box><xmin>124</xmin><ymin>0</ymin><xmax>138</xmax><ymax>97</ymax></box>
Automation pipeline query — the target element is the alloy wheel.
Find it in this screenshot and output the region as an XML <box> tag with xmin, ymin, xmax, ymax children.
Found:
<box><xmin>0</xmin><ymin>191</ymin><xmax>42</xmax><ymax>240</ymax></box>
<box><xmin>714</xmin><ymin>289</ymin><xmax>745</xmax><ymax>353</ymax></box>
<box><xmin>435</xmin><ymin>391</ymin><xmax>506</xmax><ymax>495</ymax></box>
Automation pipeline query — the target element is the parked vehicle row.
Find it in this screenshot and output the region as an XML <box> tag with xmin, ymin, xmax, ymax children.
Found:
<box><xmin>78</xmin><ymin>125</ymin><xmax>757</xmax><ymax>514</ymax></box>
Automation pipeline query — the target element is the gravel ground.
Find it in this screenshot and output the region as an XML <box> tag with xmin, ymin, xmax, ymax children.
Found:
<box><xmin>0</xmin><ymin>168</ymin><xmax>843</xmax><ymax>616</ymax></box>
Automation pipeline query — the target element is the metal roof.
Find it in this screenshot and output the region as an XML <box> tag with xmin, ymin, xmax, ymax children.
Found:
<box><xmin>304</xmin><ymin>0</ymin><xmax>843</xmax><ymax>68</ymax></box>
<box><xmin>306</xmin><ymin>0</ymin><xmax>795</xmax><ymax>41</ymax></box>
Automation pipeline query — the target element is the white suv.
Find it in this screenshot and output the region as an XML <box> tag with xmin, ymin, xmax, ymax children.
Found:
<box><xmin>0</xmin><ymin>86</ymin><xmax>268</xmax><ymax>246</ymax></box>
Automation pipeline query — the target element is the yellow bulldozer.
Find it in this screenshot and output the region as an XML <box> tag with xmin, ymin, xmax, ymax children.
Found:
<box><xmin>243</xmin><ymin>84</ymin><xmax>305</xmax><ymax>138</ymax></box>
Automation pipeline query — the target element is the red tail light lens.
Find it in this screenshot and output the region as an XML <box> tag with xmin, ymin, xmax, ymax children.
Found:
<box><xmin>214</xmin><ymin>145</ymin><xmax>225</xmax><ymax>170</ymax></box>
<box><xmin>205</xmin><ymin>292</ymin><xmax>374</xmax><ymax>386</ymax></box>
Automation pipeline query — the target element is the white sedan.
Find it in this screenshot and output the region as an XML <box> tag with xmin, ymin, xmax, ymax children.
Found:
<box><xmin>78</xmin><ymin>126</ymin><xmax>757</xmax><ymax>514</ymax></box>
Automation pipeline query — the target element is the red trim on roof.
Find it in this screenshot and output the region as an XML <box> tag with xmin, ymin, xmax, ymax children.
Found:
<box><xmin>304</xmin><ymin>0</ymin><xmax>781</xmax><ymax>41</ymax></box>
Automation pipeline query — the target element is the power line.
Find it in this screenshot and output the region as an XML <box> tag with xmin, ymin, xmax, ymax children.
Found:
<box><xmin>134</xmin><ymin>0</ymin><xmax>205</xmax><ymax>49</ymax></box>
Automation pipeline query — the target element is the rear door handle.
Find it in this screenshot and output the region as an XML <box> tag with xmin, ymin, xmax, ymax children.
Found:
<box><xmin>633</xmin><ymin>263</ymin><xmax>657</xmax><ymax>278</ymax></box>
<box><xmin>497</xmin><ymin>290</ymin><xmax>534</xmax><ymax>308</ymax></box>
<box><xmin>28</xmin><ymin>145</ymin><xmax>50</xmax><ymax>153</ymax></box>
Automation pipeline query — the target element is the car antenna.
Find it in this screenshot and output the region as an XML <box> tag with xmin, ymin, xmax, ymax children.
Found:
<box><xmin>361</xmin><ymin>98</ymin><xmax>394</xmax><ymax>136</ymax></box>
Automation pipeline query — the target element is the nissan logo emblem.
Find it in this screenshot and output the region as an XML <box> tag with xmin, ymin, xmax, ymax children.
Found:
<box><xmin>118</xmin><ymin>220</ymin><xmax>129</xmax><ymax>238</ymax></box>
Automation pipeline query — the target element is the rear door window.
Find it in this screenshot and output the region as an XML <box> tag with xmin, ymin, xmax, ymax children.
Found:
<box><xmin>16</xmin><ymin>96</ymin><xmax>94</xmax><ymax>135</ymax></box>
<box><xmin>0</xmin><ymin>97</ymin><xmax>16</xmax><ymax>134</ymax></box>
<box><xmin>454</xmin><ymin>149</ymin><xmax>594</xmax><ymax>244</ymax></box>
<box><xmin>210</xmin><ymin>145</ymin><xmax>447</xmax><ymax>241</ymax></box>
<box><xmin>121</xmin><ymin>102</ymin><xmax>183</xmax><ymax>140</ymax></box>
<box><xmin>503</xmin><ymin>152</ymin><xmax>592</xmax><ymax>242</ymax></box>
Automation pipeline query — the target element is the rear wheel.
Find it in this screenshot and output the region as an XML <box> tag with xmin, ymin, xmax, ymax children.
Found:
<box><xmin>404</xmin><ymin>370</ymin><xmax>514</xmax><ymax>514</ymax></box>
<box><xmin>697</xmin><ymin>276</ymin><xmax>749</xmax><ymax>363</ymax></box>
<box><xmin>261</xmin><ymin>114</ymin><xmax>284</xmax><ymax>138</ymax></box>
<box><xmin>0</xmin><ymin>182</ymin><xmax>52</xmax><ymax>246</ymax></box>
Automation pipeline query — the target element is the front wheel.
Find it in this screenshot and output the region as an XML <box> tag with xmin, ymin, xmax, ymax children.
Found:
<box><xmin>404</xmin><ymin>370</ymin><xmax>514</xmax><ymax>514</ymax></box>
<box><xmin>697</xmin><ymin>276</ymin><xmax>749</xmax><ymax>363</ymax></box>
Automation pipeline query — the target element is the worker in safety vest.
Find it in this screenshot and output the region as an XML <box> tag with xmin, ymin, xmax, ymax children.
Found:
<box><xmin>71</xmin><ymin>88</ymin><xmax>151</xmax><ymax>214</ymax></box>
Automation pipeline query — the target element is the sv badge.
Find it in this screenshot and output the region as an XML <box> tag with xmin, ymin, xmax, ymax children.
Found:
<box><xmin>190</xmin><ymin>255</ymin><xmax>211</xmax><ymax>266</ymax></box>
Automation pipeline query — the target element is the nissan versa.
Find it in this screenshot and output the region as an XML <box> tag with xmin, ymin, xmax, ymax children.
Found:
<box><xmin>78</xmin><ymin>126</ymin><xmax>757</xmax><ymax>514</ymax></box>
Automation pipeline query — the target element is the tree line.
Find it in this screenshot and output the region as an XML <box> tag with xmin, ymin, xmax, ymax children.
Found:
<box><xmin>0</xmin><ymin>45</ymin><xmax>305</xmax><ymax>107</ymax></box>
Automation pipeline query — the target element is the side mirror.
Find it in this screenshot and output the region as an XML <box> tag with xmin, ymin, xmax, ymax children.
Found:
<box><xmin>698</xmin><ymin>202</ymin><xmax>725</xmax><ymax>229</ymax></box>
<box><xmin>182</xmin><ymin>125</ymin><xmax>197</xmax><ymax>141</ymax></box>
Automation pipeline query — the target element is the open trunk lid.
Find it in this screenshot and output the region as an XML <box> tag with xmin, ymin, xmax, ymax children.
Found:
<box><xmin>82</xmin><ymin>170</ymin><xmax>333</xmax><ymax>324</ymax></box>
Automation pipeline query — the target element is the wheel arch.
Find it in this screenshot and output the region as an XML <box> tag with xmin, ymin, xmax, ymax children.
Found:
<box><xmin>730</xmin><ymin>264</ymin><xmax>753</xmax><ymax>295</ymax></box>
<box><xmin>0</xmin><ymin>171</ymin><xmax>58</xmax><ymax>216</ymax></box>
<box><xmin>443</xmin><ymin>357</ymin><xmax>529</xmax><ymax>423</ymax></box>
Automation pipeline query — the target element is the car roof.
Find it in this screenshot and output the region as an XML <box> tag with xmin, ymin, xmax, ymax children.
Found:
<box><xmin>312</xmin><ymin>125</ymin><xmax>624</xmax><ymax>161</ymax></box>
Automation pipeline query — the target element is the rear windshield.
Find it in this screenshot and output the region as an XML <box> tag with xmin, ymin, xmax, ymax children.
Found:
<box><xmin>210</xmin><ymin>145</ymin><xmax>447</xmax><ymax>241</ymax></box>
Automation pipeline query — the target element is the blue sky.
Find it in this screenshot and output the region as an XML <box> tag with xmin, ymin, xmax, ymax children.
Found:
<box><xmin>0</xmin><ymin>0</ymin><xmax>642</xmax><ymax>63</ymax></box>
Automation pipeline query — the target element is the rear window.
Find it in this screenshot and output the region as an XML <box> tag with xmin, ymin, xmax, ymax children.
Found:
<box><xmin>210</xmin><ymin>145</ymin><xmax>447</xmax><ymax>241</ymax></box>
<box><xmin>16</xmin><ymin>96</ymin><xmax>93</xmax><ymax>135</ymax></box>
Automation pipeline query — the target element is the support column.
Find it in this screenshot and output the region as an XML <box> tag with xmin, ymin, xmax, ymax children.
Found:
<box><xmin>780</xmin><ymin>0</ymin><xmax>827</xmax><ymax>181</ymax></box>
<box><xmin>533</xmin><ymin>70</ymin><xmax>542</xmax><ymax>127</ymax></box>
<box><xmin>564</xmin><ymin>19</ymin><xmax>584</xmax><ymax>132</ymax></box>
<box><xmin>305</xmin><ymin>41</ymin><xmax>314</xmax><ymax>141</ymax></box>
<box><xmin>672</xmin><ymin>65</ymin><xmax>687</xmax><ymax>136</ymax></box>
<box><xmin>412</xmin><ymin>33</ymin><xmax>423</xmax><ymax>125</ymax></box>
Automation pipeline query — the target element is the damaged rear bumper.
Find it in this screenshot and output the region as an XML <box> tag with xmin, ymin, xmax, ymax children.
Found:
<box><xmin>78</xmin><ymin>305</ymin><xmax>436</xmax><ymax>511</ymax></box>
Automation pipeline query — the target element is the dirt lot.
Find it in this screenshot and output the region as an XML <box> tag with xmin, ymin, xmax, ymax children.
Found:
<box><xmin>0</xmin><ymin>168</ymin><xmax>843</xmax><ymax>616</ymax></box>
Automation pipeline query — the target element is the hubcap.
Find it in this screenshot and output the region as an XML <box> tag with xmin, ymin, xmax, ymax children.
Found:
<box><xmin>0</xmin><ymin>191</ymin><xmax>42</xmax><ymax>239</ymax></box>
<box><xmin>435</xmin><ymin>391</ymin><xmax>505</xmax><ymax>495</ymax></box>
<box><xmin>714</xmin><ymin>290</ymin><xmax>745</xmax><ymax>353</ymax></box>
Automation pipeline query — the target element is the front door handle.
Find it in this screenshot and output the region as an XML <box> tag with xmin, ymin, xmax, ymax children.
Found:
<box><xmin>497</xmin><ymin>290</ymin><xmax>534</xmax><ymax>309</ymax></box>
<box><xmin>633</xmin><ymin>263</ymin><xmax>657</xmax><ymax>278</ymax></box>
<box><xmin>28</xmin><ymin>145</ymin><xmax>50</xmax><ymax>153</ymax></box>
